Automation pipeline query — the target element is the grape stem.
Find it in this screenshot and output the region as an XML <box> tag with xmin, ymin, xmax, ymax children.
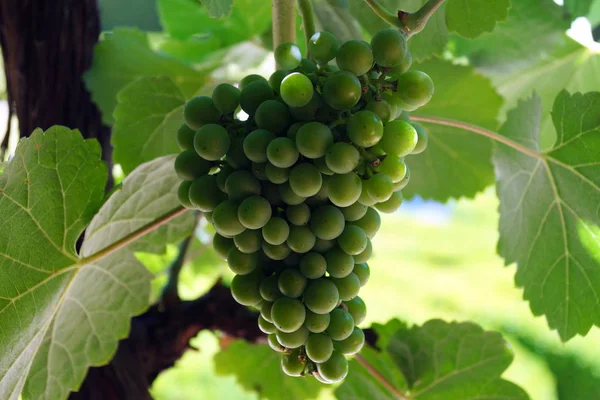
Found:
<box><xmin>355</xmin><ymin>354</ymin><xmax>410</xmax><ymax>400</ymax></box>
<box><xmin>363</xmin><ymin>0</ymin><xmax>401</xmax><ymax>27</ymax></box>
<box><xmin>363</xmin><ymin>0</ymin><xmax>446</xmax><ymax>37</ymax></box>
<box><xmin>297</xmin><ymin>0</ymin><xmax>316</xmax><ymax>57</ymax></box>
<box><xmin>272</xmin><ymin>0</ymin><xmax>297</xmax><ymax>66</ymax></box>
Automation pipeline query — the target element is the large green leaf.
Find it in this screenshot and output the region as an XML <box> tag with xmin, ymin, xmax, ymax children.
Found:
<box><xmin>405</xmin><ymin>59</ymin><xmax>503</xmax><ymax>201</ymax></box>
<box><xmin>312</xmin><ymin>0</ymin><xmax>363</xmax><ymax>43</ymax></box>
<box><xmin>445</xmin><ymin>0</ymin><xmax>510</xmax><ymax>39</ymax></box>
<box><xmin>200</xmin><ymin>0</ymin><xmax>233</xmax><ymax>18</ymax></box>
<box><xmin>112</xmin><ymin>76</ymin><xmax>185</xmax><ymax>174</ymax></box>
<box><xmin>84</xmin><ymin>28</ymin><xmax>208</xmax><ymax>125</ymax></box>
<box><xmin>494</xmin><ymin>91</ymin><xmax>600</xmax><ymax>341</ymax></box>
<box><xmin>98</xmin><ymin>0</ymin><xmax>161</xmax><ymax>31</ymax></box>
<box><xmin>565</xmin><ymin>0</ymin><xmax>595</xmax><ymax>17</ymax></box>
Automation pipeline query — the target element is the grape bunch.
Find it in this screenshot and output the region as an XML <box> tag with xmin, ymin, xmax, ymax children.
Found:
<box><xmin>175</xmin><ymin>28</ymin><xmax>432</xmax><ymax>384</ymax></box>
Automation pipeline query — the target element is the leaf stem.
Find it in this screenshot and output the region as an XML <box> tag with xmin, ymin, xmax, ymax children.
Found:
<box><xmin>355</xmin><ymin>354</ymin><xmax>409</xmax><ymax>400</ymax></box>
<box><xmin>401</xmin><ymin>0</ymin><xmax>446</xmax><ymax>36</ymax></box>
<box><xmin>410</xmin><ymin>115</ymin><xmax>542</xmax><ymax>159</ymax></box>
<box><xmin>272</xmin><ymin>0</ymin><xmax>297</xmax><ymax>63</ymax></box>
<box><xmin>297</xmin><ymin>0</ymin><xmax>316</xmax><ymax>56</ymax></box>
<box><xmin>363</xmin><ymin>0</ymin><xmax>402</xmax><ymax>28</ymax></box>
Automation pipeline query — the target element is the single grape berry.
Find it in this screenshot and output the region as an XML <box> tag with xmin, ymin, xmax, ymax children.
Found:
<box><xmin>350</xmin><ymin>207</ymin><xmax>381</xmax><ymax>239</ymax></box>
<box><xmin>325</xmin><ymin>247</ymin><xmax>355</xmax><ymax>278</ymax></box>
<box><xmin>310</xmin><ymin>205</ymin><xmax>346</xmax><ymax>240</ymax></box>
<box><xmin>337</xmin><ymin>225</ymin><xmax>368</xmax><ymax>255</ymax></box>
<box><xmin>299</xmin><ymin>252</ymin><xmax>328</xmax><ymax>279</ymax></box>
<box><xmin>325</xmin><ymin>142</ymin><xmax>360</xmax><ymax>174</ymax></box>
<box><xmin>353</xmin><ymin>262</ymin><xmax>370</xmax><ymax>286</ymax></box>
<box><xmin>327</xmin><ymin>308</ymin><xmax>354</xmax><ymax>340</ymax></box>
<box><xmin>212</xmin><ymin>83</ymin><xmax>241</xmax><ymax>114</ymax></box>
<box><xmin>289</xmin><ymin>163</ymin><xmax>322</xmax><ymax>197</ymax></box>
<box><xmin>331</xmin><ymin>273</ymin><xmax>361</xmax><ymax>301</ymax></box>
<box><xmin>238</xmin><ymin>196</ymin><xmax>272</xmax><ymax>229</ymax></box>
<box><xmin>275</xmin><ymin>42</ymin><xmax>302</xmax><ymax>69</ymax></box>
<box><xmin>176</xmin><ymin>123</ymin><xmax>196</xmax><ymax>151</ymax></box>
<box><xmin>258</xmin><ymin>315</ymin><xmax>277</xmax><ymax>334</ymax></box>
<box><xmin>267</xmin><ymin>137</ymin><xmax>299</xmax><ymax>168</ymax></box>
<box><xmin>336</xmin><ymin>40</ymin><xmax>374</xmax><ymax>76</ymax></box>
<box><xmin>327</xmin><ymin>172</ymin><xmax>362</xmax><ymax>207</ymax></box>
<box><xmin>371</xmin><ymin>28</ymin><xmax>407</xmax><ymax>67</ymax></box>
<box><xmin>280</xmin><ymin>72</ymin><xmax>314</xmax><ymax>108</ymax></box>
<box><xmin>286</xmin><ymin>203</ymin><xmax>311</xmax><ymax>226</ymax></box>
<box><xmin>353</xmin><ymin>239</ymin><xmax>373</xmax><ymax>263</ymax></box>
<box><xmin>305</xmin><ymin>310</ymin><xmax>331</xmax><ymax>333</ymax></box>
<box><xmin>396</xmin><ymin>70</ymin><xmax>434</xmax><ymax>107</ymax></box>
<box><xmin>225</xmin><ymin>170</ymin><xmax>261</xmax><ymax>201</ymax></box>
<box><xmin>281</xmin><ymin>349</ymin><xmax>306</xmax><ymax>377</ymax></box>
<box><xmin>212</xmin><ymin>200</ymin><xmax>246</xmax><ymax>237</ymax></box>
<box><xmin>178</xmin><ymin>180</ymin><xmax>193</xmax><ymax>208</ymax></box>
<box><xmin>296</xmin><ymin>122</ymin><xmax>333</xmax><ymax>159</ymax></box>
<box><xmin>227</xmin><ymin>247</ymin><xmax>259</xmax><ymax>275</ymax></box>
<box><xmin>340</xmin><ymin>202</ymin><xmax>368</xmax><ymax>222</ymax></box>
<box><xmin>213</xmin><ymin>233</ymin><xmax>234</xmax><ymax>260</ymax></box>
<box><xmin>287</xmin><ymin>225</ymin><xmax>316</xmax><ymax>253</ymax></box>
<box><xmin>262</xmin><ymin>217</ymin><xmax>290</xmax><ymax>245</ymax></box>
<box><xmin>365</xmin><ymin>99</ymin><xmax>392</xmax><ymax>124</ymax></box>
<box><xmin>309</xmin><ymin>31</ymin><xmax>339</xmax><ymax>64</ymax></box>
<box><xmin>230</xmin><ymin>271</ymin><xmax>262</xmax><ymax>306</ymax></box>
<box><xmin>381</xmin><ymin>120</ymin><xmax>418</xmax><ymax>157</ymax></box>
<box><xmin>316</xmin><ymin>350</ymin><xmax>348</xmax><ymax>383</ymax></box>
<box><xmin>243</xmin><ymin>129</ymin><xmax>276</xmax><ymax>163</ymax></box>
<box><xmin>304</xmin><ymin>279</ymin><xmax>340</xmax><ymax>314</ymax></box>
<box><xmin>265</xmin><ymin>163</ymin><xmax>290</xmax><ymax>184</ymax></box>
<box><xmin>188</xmin><ymin>175</ymin><xmax>224</xmax><ymax>211</ymax></box>
<box><xmin>344</xmin><ymin>296</ymin><xmax>367</xmax><ymax>325</ymax></box>
<box><xmin>365</xmin><ymin>173</ymin><xmax>394</xmax><ymax>202</ymax></box>
<box><xmin>375</xmin><ymin>156</ymin><xmax>407</xmax><ymax>182</ymax></box>
<box><xmin>394</xmin><ymin>165</ymin><xmax>411</xmax><ymax>190</ymax></box>
<box><xmin>306</xmin><ymin>333</ymin><xmax>334</xmax><ymax>363</ymax></box>
<box><xmin>277</xmin><ymin>326</ymin><xmax>310</xmax><ymax>348</ymax></box>
<box><xmin>239</xmin><ymin>74</ymin><xmax>268</xmax><ymax>90</ymax></box>
<box><xmin>410</xmin><ymin>123</ymin><xmax>428</xmax><ymax>154</ymax></box>
<box><xmin>334</xmin><ymin>327</ymin><xmax>365</xmax><ymax>355</ymax></box>
<box><xmin>234</xmin><ymin>229</ymin><xmax>262</xmax><ymax>254</ymax></box>
<box><xmin>347</xmin><ymin>110</ymin><xmax>384</xmax><ymax>147</ymax></box>
<box><xmin>194</xmin><ymin>124</ymin><xmax>230</xmax><ymax>161</ymax></box>
<box><xmin>278</xmin><ymin>268</ymin><xmax>307</xmax><ymax>298</ymax></box>
<box><xmin>255</xmin><ymin>100</ymin><xmax>291</xmax><ymax>134</ymax></box>
<box><xmin>174</xmin><ymin>150</ymin><xmax>211</xmax><ymax>181</ymax></box>
<box><xmin>322</xmin><ymin>71</ymin><xmax>362</xmax><ymax>110</ymax></box>
<box><xmin>376</xmin><ymin>190</ymin><xmax>403</xmax><ymax>213</ymax></box>
<box><xmin>263</xmin><ymin>242</ymin><xmax>292</xmax><ymax>260</ymax></box>
<box><xmin>271</xmin><ymin>297</ymin><xmax>307</xmax><ymax>332</ymax></box>
<box><xmin>240</xmin><ymin>80</ymin><xmax>275</xmax><ymax>115</ymax></box>
<box><xmin>184</xmin><ymin>96</ymin><xmax>220</xmax><ymax>130</ymax></box>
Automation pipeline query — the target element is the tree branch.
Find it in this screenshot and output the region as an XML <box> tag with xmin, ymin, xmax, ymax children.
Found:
<box><xmin>272</xmin><ymin>0</ymin><xmax>296</xmax><ymax>57</ymax></box>
<box><xmin>297</xmin><ymin>0</ymin><xmax>316</xmax><ymax>56</ymax></box>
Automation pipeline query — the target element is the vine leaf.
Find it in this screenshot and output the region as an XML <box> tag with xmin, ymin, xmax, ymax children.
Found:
<box><xmin>564</xmin><ymin>0</ymin><xmax>595</xmax><ymax>18</ymax></box>
<box><xmin>494</xmin><ymin>91</ymin><xmax>600</xmax><ymax>341</ymax></box>
<box><xmin>445</xmin><ymin>0</ymin><xmax>510</xmax><ymax>39</ymax></box>
<box><xmin>112</xmin><ymin>76</ymin><xmax>186</xmax><ymax>174</ymax></box>
<box><xmin>199</xmin><ymin>0</ymin><xmax>233</xmax><ymax>18</ymax></box>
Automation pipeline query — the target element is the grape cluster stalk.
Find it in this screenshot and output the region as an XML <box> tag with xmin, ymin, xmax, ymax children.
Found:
<box><xmin>174</xmin><ymin>28</ymin><xmax>432</xmax><ymax>384</ymax></box>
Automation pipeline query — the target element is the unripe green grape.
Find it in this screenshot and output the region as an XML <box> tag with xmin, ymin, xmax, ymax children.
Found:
<box><xmin>226</xmin><ymin>137</ymin><xmax>251</xmax><ymax>169</ymax></box>
<box><xmin>194</xmin><ymin>123</ymin><xmax>230</xmax><ymax>161</ymax></box>
<box><xmin>410</xmin><ymin>123</ymin><xmax>428</xmax><ymax>154</ymax></box>
<box><xmin>263</xmin><ymin>242</ymin><xmax>292</xmax><ymax>260</ymax></box>
<box><xmin>238</xmin><ymin>196</ymin><xmax>272</xmax><ymax>229</ymax></box>
<box><xmin>396</xmin><ymin>70</ymin><xmax>434</xmax><ymax>107</ymax></box>
<box><xmin>260</xmin><ymin>275</ymin><xmax>283</xmax><ymax>302</ymax></box>
<box><xmin>262</xmin><ymin>217</ymin><xmax>290</xmax><ymax>245</ymax></box>
<box><xmin>240</xmin><ymin>80</ymin><xmax>275</xmax><ymax>115</ymax></box>
<box><xmin>261</xmin><ymin>301</ymin><xmax>274</xmax><ymax>322</ymax></box>
<box><xmin>344</xmin><ymin>296</ymin><xmax>366</xmax><ymax>325</ymax></box>
<box><xmin>325</xmin><ymin>142</ymin><xmax>360</xmax><ymax>174</ymax></box>
<box><xmin>178</xmin><ymin>180</ymin><xmax>193</xmax><ymax>208</ymax></box>
<box><xmin>287</xmin><ymin>122</ymin><xmax>303</xmax><ymax>140</ymax></box>
<box><xmin>267</xmin><ymin>137</ymin><xmax>299</xmax><ymax>168</ymax></box>
<box><xmin>347</xmin><ymin>110</ymin><xmax>384</xmax><ymax>147</ymax></box>
<box><xmin>325</xmin><ymin>247</ymin><xmax>354</xmax><ymax>278</ymax></box>
<box><xmin>287</xmin><ymin>225</ymin><xmax>316</xmax><ymax>253</ymax></box>
<box><xmin>268</xmin><ymin>333</ymin><xmax>286</xmax><ymax>352</ymax></box>
<box><xmin>366</xmin><ymin>173</ymin><xmax>394</xmax><ymax>202</ymax></box>
<box><xmin>381</xmin><ymin>120</ymin><xmax>418</xmax><ymax>157</ymax></box>
<box><xmin>255</xmin><ymin>100</ymin><xmax>291</xmax><ymax>134</ymax></box>
<box><xmin>309</xmin><ymin>31</ymin><xmax>339</xmax><ymax>64</ymax></box>
<box><xmin>230</xmin><ymin>271</ymin><xmax>263</xmax><ymax>306</ymax></box>
<box><xmin>381</xmin><ymin>92</ymin><xmax>405</xmax><ymax>119</ymax></box>
<box><xmin>358</xmin><ymin>183</ymin><xmax>377</xmax><ymax>206</ymax></box>
<box><xmin>336</xmin><ymin>40</ymin><xmax>373</xmax><ymax>76</ymax></box>
<box><xmin>305</xmin><ymin>310</ymin><xmax>331</xmax><ymax>333</ymax></box>
<box><xmin>322</xmin><ymin>71</ymin><xmax>362</xmax><ymax>110</ymax></box>
<box><xmin>189</xmin><ymin>175</ymin><xmax>224</xmax><ymax>211</ymax></box>
<box><xmin>314</xmin><ymin>157</ymin><xmax>334</xmax><ymax>176</ymax></box>
<box><xmin>175</xmin><ymin>150</ymin><xmax>211</xmax><ymax>181</ymax></box>
<box><xmin>234</xmin><ymin>229</ymin><xmax>262</xmax><ymax>254</ymax></box>
<box><xmin>304</xmin><ymin>278</ymin><xmax>340</xmax><ymax>314</ymax></box>
<box><xmin>313</xmin><ymin>238</ymin><xmax>336</xmax><ymax>253</ymax></box>
<box><xmin>298</xmin><ymin>57</ymin><xmax>318</xmax><ymax>73</ymax></box>
<box><xmin>286</xmin><ymin>203</ymin><xmax>311</xmax><ymax>226</ymax></box>
<box><xmin>264</xmin><ymin>163</ymin><xmax>289</xmax><ymax>184</ymax></box>
<box><xmin>353</xmin><ymin>238</ymin><xmax>372</xmax><ymax>263</ymax></box>
<box><xmin>340</xmin><ymin>202</ymin><xmax>368</xmax><ymax>222</ymax></box>
<box><xmin>334</xmin><ymin>327</ymin><xmax>365</xmax><ymax>355</ymax></box>
<box><xmin>310</xmin><ymin>205</ymin><xmax>345</xmax><ymax>240</ymax></box>
<box><xmin>281</xmin><ymin>349</ymin><xmax>307</xmax><ymax>376</ymax></box>
<box><xmin>271</xmin><ymin>297</ymin><xmax>307</xmax><ymax>332</ymax></box>
<box><xmin>258</xmin><ymin>315</ymin><xmax>277</xmax><ymax>334</ymax></box>
<box><xmin>328</xmin><ymin>172</ymin><xmax>362</xmax><ymax>207</ymax></box>
<box><xmin>225</xmin><ymin>170</ymin><xmax>261</xmax><ymax>201</ymax></box>
<box><xmin>243</xmin><ymin>129</ymin><xmax>276</xmax><ymax>163</ymax></box>
<box><xmin>240</xmin><ymin>74</ymin><xmax>268</xmax><ymax>90</ymax></box>
<box><xmin>299</xmin><ymin>252</ymin><xmax>327</xmax><ymax>279</ymax></box>
<box><xmin>289</xmin><ymin>163</ymin><xmax>322</xmax><ymax>197</ymax></box>
<box><xmin>376</xmin><ymin>190</ymin><xmax>403</xmax><ymax>213</ymax></box>
<box><xmin>289</xmin><ymin>93</ymin><xmax>321</xmax><ymax>122</ymax></box>
<box><xmin>371</xmin><ymin>28</ymin><xmax>407</xmax><ymax>67</ymax></box>
<box><xmin>370</xmin><ymin>144</ymin><xmax>386</xmax><ymax>156</ymax></box>
<box><xmin>351</xmin><ymin>207</ymin><xmax>381</xmax><ymax>239</ymax></box>
<box><xmin>269</xmin><ymin>69</ymin><xmax>291</xmax><ymax>94</ymax></box>
<box><xmin>394</xmin><ymin>165</ymin><xmax>410</xmax><ymax>190</ymax></box>
<box><xmin>279</xmin><ymin>182</ymin><xmax>307</xmax><ymax>205</ymax></box>
<box><xmin>385</xmin><ymin>51</ymin><xmax>412</xmax><ymax>80</ymax></box>
<box><xmin>227</xmin><ymin>247</ymin><xmax>259</xmax><ymax>275</ymax></box>
<box><xmin>327</xmin><ymin>308</ymin><xmax>354</xmax><ymax>340</ymax></box>
<box><xmin>177</xmin><ymin>123</ymin><xmax>196</xmax><ymax>150</ymax></box>
<box><xmin>280</xmin><ymin>72</ymin><xmax>314</xmax><ymax>108</ymax></box>
<box><xmin>352</xmin><ymin>262</ymin><xmax>370</xmax><ymax>286</ymax></box>
<box><xmin>275</xmin><ymin>42</ymin><xmax>302</xmax><ymax>69</ymax></box>
<box><xmin>365</xmin><ymin>99</ymin><xmax>392</xmax><ymax>124</ymax></box>
<box><xmin>212</xmin><ymin>83</ymin><xmax>241</xmax><ymax>114</ymax></box>
<box><xmin>212</xmin><ymin>200</ymin><xmax>246</xmax><ymax>236</ymax></box>
<box><xmin>313</xmin><ymin>372</ymin><xmax>333</xmax><ymax>384</ymax></box>
<box><xmin>252</xmin><ymin>162</ymin><xmax>268</xmax><ymax>181</ymax></box>
<box><xmin>331</xmin><ymin>273</ymin><xmax>360</xmax><ymax>301</ymax></box>
<box><xmin>317</xmin><ymin>350</ymin><xmax>348</xmax><ymax>383</ymax></box>
<box><xmin>184</xmin><ymin>96</ymin><xmax>220</xmax><ymax>130</ymax></box>
<box><xmin>278</xmin><ymin>268</ymin><xmax>308</xmax><ymax>298</ymax></box>
<box><xmin>277</xmin><ymin>326</ymin><xmax>310</xmax><ymax>349</ymax></box>
<box><xmin>295</xmin><ymin>122</ymin><xmax>334</xmax><ymax>159</ymax></box>
<box><xmin>213</xmin><ymin>233</ymin><xmax>234</xmax><ymax>260</ymax></box>
<box><xmin>375</xmin><ymin>156</ymin><xmax>407</xmax><ymax>182</ymax></box>
<box><xmin>216</xmin><ymin>165</ymin><xmax>234</xmax><ymax>192</ymax></box>
<box><xmin>306</xmin><ymin>178</ymin><xmax>330</xmax><ymax>206</ymax></box>
<box><xmin>337</xmin><ymin>225</ymin><xmax>368</xmax><ymax>255</ymax></box>
<box><xmin>306</xmin><ymin>333</ymin><xmax>334</xmax><ymax>363</ymax></box>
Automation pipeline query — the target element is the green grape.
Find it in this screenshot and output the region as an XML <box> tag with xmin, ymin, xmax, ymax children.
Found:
<box><xmin>287</xmin><ymin>122</ymin><xmax>304</xmax><ymax>140</ymax></box>
<box><xmin>336</xmin><ymin>40</ymin><xmax>373</xmax><ymax>76</ymax></box>
<box><xmin>240</xmin><ymin>74</ymin><xmax>268</xmax><ymax>90</ymax></box>
<box><xmin>189</xmin><ymin>175</ymin><xmax>224</xmax><ymax>211</ymax></box>
<box><xmin>295</xmin><ymin>122</ymin><xmax>333</xmax><ymax>159</ymax></box>
<box><xmin>269</xmin><ymin>69</ymin><xmax>291</xmax><ymax>94</ymax></box>
<box><xmin>327</xmin><ymin>172</ymin><xmax>362</xmax><ymax>207</ymax></box>
<box><xmin>299</xmin><ymin>252</ymin><xmax>327</xmax><ymax>279</ymax></box>
<box><xmin>230</xmin><ymin>271</ymin><xmax>262</xmax><ymax>306</ymax></box>
<box><xmin>267</xmin><ymin>137</ymin><xmax>299</xmax><ymax>168</ymax></box>
<box><xmin>325</xmin><ymin>64</ymin><xmax>340</xmax><ymax>72</ymax></box>
<box><xmin>268</xmin><ymin>333</ymin><xmax>286</xmax><ymax>352</ymax></box>
<box><xmin>287</xmin><ymin>225</ymin><xmax>316</xmax><ymax>253</ymax></box>
<box><xmin>263</xmin><ymin>242</ymin><xmax>292</xmax><ymax>260</ymax></box>
<box><xmin>353</xmin><ymin>238</ymin><xmax>372</xmax><ymax>263</ymax></box>
<box><xmin>226</xmin><ymin>137</ymin><xmax>251</xmax><ymax>169</ymax></box>
<box><xmin>174</xmin><ymin>150</ymin><xmax>211</xmax><ymax>181</ymax></box>
<box><xmin>357</xmin><ymin>183</ymin><xmax>377</xmax><ymax>206</ymax></box>
<box><xmin>376</xmin><ymin>190</ymin><xmax>403</xmax><ymax>213</ymax></box>
<box><xmin>176</xmin><ymin>123</ymin><xmax>196</xmax><ymax>151</ymax></box>
<box><xmin>334</xmin><ymin>327</ymin><xmax>365</xmax><ymax>355</ymax></box>
<box><xmin>258</xmin><ymin>315</ymin><xmax>277</xmax><ymax>334</ymax></box>
<box><xmin>278</xmin><ymin>268</ymin><xmax>308</xmax><ymax>298</ymax></box>
<box><xmin>286</xmin><ymin>203</ymin><xmax>311</xmax><ymax>226</ymax></box>
<box><xmin>213</xmin><ymin>233</ymin><xmax>234</xmax><ymax>260</ymax></box>
<box><xmin>352</xmin><ymin>262</ymin><xmax>370</xmax><ymax>286</ymax></box>
<box><xmin>396</xmin><ymin>70</ymin><xmax>434</xmax><ymax>107</ymax></box>
<box><xmin>347</xmin><ymin>110</ymin><xmax>383</xmax><ymax>147</ymax></box>
<box><xmin>327</xmin><ymin>308</ymin><xmax>354</xmax><ymax>340</ymax></box>
<box><xmin>262</xmin><ymin>217</ymin><xmax>290</xmax><ymax>245</ymax></box>
<box><xmin>227</xmin><ymin>247</ymin><xmax>259</xmax><ymax>275</ymax></box>
<box><xmin>351</xmin><ymin>207</ymin><xmax>381</xmax><ymax>239</ymax></box>
<box><xmin>279</xmin><ymin>182</ymin><xmax>307</xmax><ymax>205</ymax></box>
<box><xmin>325</xmin><ymin>142</ymin><xmax>359</xmax><ymax>174</ymax></box>
<box><xmin>289</xmin><ymin>93</ymin><xmax>321</xmax><ymax>122</ymax></box>
<box><xmin>305</xmin><ymin>310</ymin><xmax>331</xmax><ymax>333</ymax></box>
<box><xmin>275</xmin><ymin>42</ymin><xmax>302</xmax><ymax>69</ymax></box>
<box><xmin>331</xmin><ymin>273</ymin><xmax>360</xmax><ymax>301</ymax></box>
<box><xmin>322</xmin><ymin>71</ymin><xmax>362</xmax><ymax>110</ymax></box>
<box><xmin>234</xmin><ymin>229</ymin><xmax>262</xmax><ymax>254</ymax></box>
<box><xmin>261</xmin><ymin>301</ymin><xmax>274</xmax><ymax>322</ymax></box>
<box><xmin>306</xmin><ymin>177</ymin><xmax>330</xmax><ymax>206</ymax></box>
<box><xmin>289</xmin><ymin>163</ymin><xmax>322</xmax><ymax>197</ymax></box>
<box><xmin>369</xmin><ymin>144</ymin><xmax>386</xmax><ymax>156</ymax></box>
<box><xmin>255</xmin><ymin>100</ymin><xmax>291</xmax><ymax>134</ymax></box>
<box><xmin>243</xmin><ymin>129</ymin><xmax>276</xmax><ymax>163</ymax></box>
<box><xmin>177</xmin><ymin>180</ymin><xmax>193</xmax><ymax>208</ymax></box>
<box><xmin>313</xmin><ymin>372</ymin><xmax>333</xmax><ymax>384</ymax></box>
<box><xmin>371</xmin><ymin>28</ymin><xmax>407</xmax><ymax>67</ymax></box>
<box><xmin>313</xmin><ymin>238</ymin><xmax>336</xmax><ymax>253</ymax></box>
<box><xmin>380</xmin><ymin>120</ymin><xmax>418</xmax><ymax>157</ymax></box>
<box><xmin>394</xmin><ymin>165</ymin><xmax>410</xmax><ymax>190</ymax></box>
<box><xmin>194</xmin><ymin>123</ymin><xmax>230</xmax><ymax>161</ymax></box>
<box><xmin>310</xmin><ymin>205</ymin><xmax>345</xmax><ymax>240</ymax></box>
<box><xmin>306</xmin><ymin>333</ymin><xmax>334</xmax><ymax>363</ymax></box>
<box><xmin>252</xmin><ymin>162</ymin><xmax>268</xmax><ymax>181</ymax></box>
<box><xmin>337</xmin><ymin>225</ymin><xmax>368</xmax><ymax>255</ymax></box>
<box><xmin>238</xmin><ymin>196</ymin><xmax>272</xmax><ymax>229</ymax></box>
<box><xmin>260</xmin><ymin>275</ymin><xmax>282</xmax><ymax>301</ymax></box>
<box><xmin>265</xmin><ymin>163</ymin><xmax>290</xmax><ymax>184</ymax></box>
<box><xmin>240</xmin><ymin>80</ymin><xmax>275</xmax><ymax>116</ymax></box>
<box><xmin>281</xmin><ymin>349</ymin><xmax>307</xmax><ymax>376</ymax></box>
<box><xmin>317</xmin><ymin>350</ymin><xmax>348</xmax><ymax>383</ymax></box>
<box><xmin>344</xmin><ymin>296</ymin><xmax>366</xmax><ymax>325</ymax></box>
<box><xmin>298</xmin><ymin>58</ymin><xmax>318</xmax><ymax>73</ymax></box>
<box><xmin>340</xmin><ymin>202</ymin><xmax>368</xmax><ymax>222</ymax></box>
<box><xmin>212</xmin><ymin>200</ymin><xmax>246</xmax><ymax>236</ymax></box>
<box><xmin>225</xmin><ymin>170</ymin><xmax>261</xmax><ymax>201</ymax></box>
<box><xmin>325</xmin><ymin>247</ymin><xmax>355</xmax><ymax>278</ymax></box>
<box><xmin>309</xmin><ymin>31</ymin><xmax>339</xmax><ymax>64</ymax></box>
<box><xmin>304</xmin><ymin>279</ymin><xmax>340</xmax><ymax>314</ymax></box>
<box><xmin>280</xmin><ymin>72</ymin><xmax>314</xmax><ymax>108</ymax></box>
<box><xmin>375</xmin><ymin>156</ymin><xmax>407</xmax><ymax>182</ymax></box>
<box><xmin>385</xmin><ymin>51</ymin><xmax>412</xmax><ymax>80</ymax></box>
<box><xmin>212</xmin><ymin>83</ymin><xmax>241</xmax><ymax>114</ymax></box>
<box><xmin>278</xmin><ymin>326</ymin><xmax>310</xmax><ymax>349</ymax></box>
<box><xmin>365</xmin><ymin>99</ymin><xmax>392</xmax><ymax>124</ymax></box>
<box><xmin>410</xmin><ymin>123</ymin><xmax>428</xmax><ymax>154</ymax></box>
<box><xmin>184</xmin><ymin>96</ymin><xmax>220</xmax><ymax>130</ymax></box>
<box><xmin>216</xmin><ymin>165</ymin><xmax>234</xmax><ymax>192</ymax></box>
<box><xmin>271</xmin><ymin>297</ymin><xmax>306</xmax><ymax>332</ymax></box>
<box><xmin>314</xmin><ymin>157</ymin><xmax>334</xmax><ymax>176</ymax></box>
<box><xmin>365</xmin><ymin>173</ymin><xmax>394</xmax><ymax>202</ymax></box>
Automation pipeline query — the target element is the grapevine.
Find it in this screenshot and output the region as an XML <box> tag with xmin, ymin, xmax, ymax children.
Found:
<box><xmin>174</xmin><ymin>28</ymin><xmax>432</xmax><ymax>383</ymax></box>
